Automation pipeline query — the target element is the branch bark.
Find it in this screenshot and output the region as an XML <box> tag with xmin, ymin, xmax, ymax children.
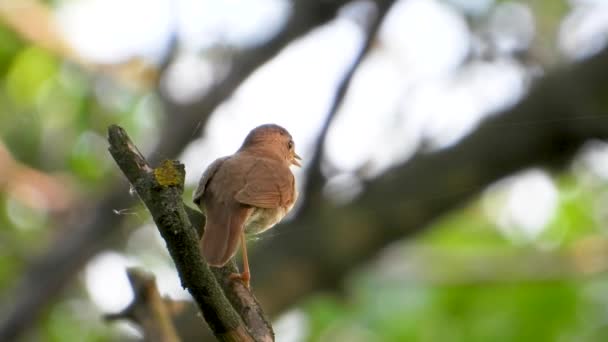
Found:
<box><xmin>107</xmin><ymin>125</ymin><xmax>273</xmax><ymax>342</ymax></box>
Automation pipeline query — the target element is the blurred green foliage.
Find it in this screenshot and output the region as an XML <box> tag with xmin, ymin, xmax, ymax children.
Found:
<box><xmin>303</xmin><ymin>173</ymin><xmax>608</xmax><ymax>341</ymax></box>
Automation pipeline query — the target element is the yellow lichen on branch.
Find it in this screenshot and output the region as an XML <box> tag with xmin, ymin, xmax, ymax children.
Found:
<box><xmin>154</xmin><ymin>160</ymin><xmax>185</xmax><ymax>187</ymax></box>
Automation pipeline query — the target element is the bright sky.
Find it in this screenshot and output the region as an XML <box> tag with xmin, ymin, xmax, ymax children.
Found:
<box><xmin>53</xmin><ymin>0</ymin><xmax>608</xmax><ymax>335</ymax></box>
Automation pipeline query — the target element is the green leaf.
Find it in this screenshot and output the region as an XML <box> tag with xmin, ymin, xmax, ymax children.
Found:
<box><xmin>6</xmin><ymin>47</ymin><xmax>58</xmax><ymax>107</ymax></box>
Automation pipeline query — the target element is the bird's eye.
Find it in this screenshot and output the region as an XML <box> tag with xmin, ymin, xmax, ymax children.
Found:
<box><xmin>287</xmin><ymin>140</ymin><xmax>294</xmax><ymax>150</ymax></box>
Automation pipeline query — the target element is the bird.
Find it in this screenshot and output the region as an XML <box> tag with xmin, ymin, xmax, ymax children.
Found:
<box><xmin>193</xmin><ymin>124</ymin><xmax>301</xmax><ymax>288</ymax></box>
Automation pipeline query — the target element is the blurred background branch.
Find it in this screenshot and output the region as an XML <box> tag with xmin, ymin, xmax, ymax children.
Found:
<box><xmin>104</xmin><ymin>268</ymin><xmax>180</xmax><ymax>342</ymax></box>
<box><xmin>302</xmin><ymin>0</ymin><xmax>396</xmax><ymax>209</ymax></box>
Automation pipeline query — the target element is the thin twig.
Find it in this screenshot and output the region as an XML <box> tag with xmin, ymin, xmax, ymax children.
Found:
<box><xmin>301</xmin><ymin>0</ymin><xmax>396</xmax><ymax>211</ymax></box>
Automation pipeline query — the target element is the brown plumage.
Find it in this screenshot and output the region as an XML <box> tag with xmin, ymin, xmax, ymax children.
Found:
<box><xmin>193</xmin><ymin>124</ymin><xmax>300</xmax><ymax>287</ymax></box>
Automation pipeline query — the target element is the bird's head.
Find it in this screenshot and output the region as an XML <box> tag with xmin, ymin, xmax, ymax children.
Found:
<box><xmin>240</xmin><ymin>124</ymin><xmax>301</xmax><ymax>167</ymax></box>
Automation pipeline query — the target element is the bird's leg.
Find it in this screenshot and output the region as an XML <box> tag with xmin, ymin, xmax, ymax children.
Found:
<box><xmin>229</xmin><ymin>233</ymin><xmax>251</xmax><ymax>288</ymax></box>
<box><xmin>239</xmin><ymin>232</ymin><xmax>251</xmax><ymax>287</ymax></box>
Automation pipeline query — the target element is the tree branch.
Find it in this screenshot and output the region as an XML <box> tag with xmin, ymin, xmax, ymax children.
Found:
<box><xmin>107</xmin><ymin>125</ymin><xmax>276</xmax><ymax>341</ymax></box>
<box><xmin>104</xmin><ymin>268</ymin><xmax>180</xmax><ymax>342</ymax></box>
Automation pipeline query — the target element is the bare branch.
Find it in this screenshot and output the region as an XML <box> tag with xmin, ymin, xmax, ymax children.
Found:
<box><xmin>104</xmin><ymin>268</ymin><xmax>180</xmax><ymax>342</ymax></box>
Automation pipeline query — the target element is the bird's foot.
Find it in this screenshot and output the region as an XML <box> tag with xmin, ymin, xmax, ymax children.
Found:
<box><xmin>229</xmin><ymin>271</ymin><xmax>250</xmax><ymax>289</ymax></box>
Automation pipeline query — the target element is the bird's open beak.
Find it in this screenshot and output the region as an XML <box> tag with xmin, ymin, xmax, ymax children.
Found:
<box><xmin>292</xmin><ymin>153</ymin><xmax>302</xmax><ymax>167</ymax></box>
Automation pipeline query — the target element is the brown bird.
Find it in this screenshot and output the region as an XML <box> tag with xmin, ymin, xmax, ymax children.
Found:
<box><xmin>193</xmin><ymin>124</ymin><xmax>300</xmax><ymax>287</ymax></box>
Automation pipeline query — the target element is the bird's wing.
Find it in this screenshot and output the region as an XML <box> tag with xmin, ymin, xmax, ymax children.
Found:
<box><xmin>201</xmin><ymin>200</ymin><xmax>253</xmax><ymax>267</ymax></box>
<box><xmin>193</xmin><ymin>156</ymin><xmax>229</xmax><ymax>206</ymax></box>
<box><xmin>234</xmin><ymin>158</ymin><xmax>295</xmax><ymax>209</ymax></box>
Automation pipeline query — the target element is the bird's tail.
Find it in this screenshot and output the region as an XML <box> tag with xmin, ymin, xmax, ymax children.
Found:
<box><xmin>201</xmin><ymin>205</ymin><xmax>251</xmax><ymax>267</ymax></box>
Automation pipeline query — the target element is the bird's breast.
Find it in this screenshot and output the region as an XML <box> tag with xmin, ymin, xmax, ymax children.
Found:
<box><xmin>241</xmin><ymin>168</ymin><xmax>298</xmax><ymax>235</ymax></box>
